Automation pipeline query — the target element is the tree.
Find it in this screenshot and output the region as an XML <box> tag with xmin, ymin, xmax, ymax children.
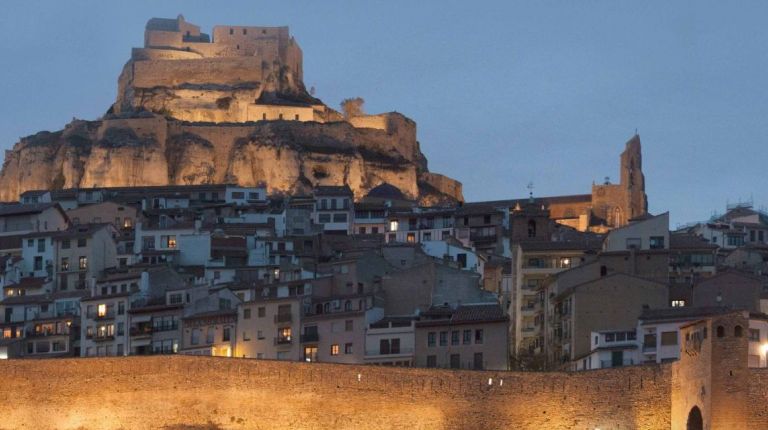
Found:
<box><xmin>340</xmin><ymin>97</ymin><xmax>365</xmax><ymax>119</ymax></box>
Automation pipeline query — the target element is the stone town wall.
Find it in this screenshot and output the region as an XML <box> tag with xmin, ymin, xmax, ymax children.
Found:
<box><xmin>0</xmin><ymin>356</ymin><xmax>672</xmax><ymax>430</ymax></box>
<box><xmin>747</xmin><ymin>369</ymin><xmax>768</xmax><ymax>429</ymax></box>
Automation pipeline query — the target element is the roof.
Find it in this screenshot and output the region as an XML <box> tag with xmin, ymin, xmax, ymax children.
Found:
<box><xmin>182</xmin><ymin>309</ymin><xmax>237</xmax><ymax>320</ymax></box>
<box><xmin>313</xmin><ymin>185</ymin><xmax>353</xmax><ymax>197</ymax></box>
<box><xmin>464</xmin><ymin>194</ymin><xmax>592</xmax><ymax>210</ymax></box>
<box><xmin>519</xmin><ymin>239</ymin><xmax>601</xmax><ymax>252</ymax></box>
<box><xmin>146</xmin><ymin>17</ymin><xmax>180</xmax><ymax>32</ymax></box>
<box><xmin>366</xmin><ymin>183</ymin><xmax>406</xmax><ymax>200</ymax></box>
<box><xmin>670</xmin><ymin>234</ymin><xmax>718</xmax><ymax>250</ymax></box>
<box><xmin>1</xmin><ymin>294</ymin><xmax>52</xmax><ymax>305</ymax></box>
<box><xmin>416</xmin><ymin>304</ymin><xmax>508</xmax><ymax>327</ymax></box>
<box><xmin>0</xmin><ymin>235</ymin><xmax>23</xmax><ymax>250</ymax></box>
<box><xmin>23</xmin><ymin>223</ymin><xmax>113</xmax><ymax>240</ymax></box>
<box><xmin>639</xmin><ymin>306</ymin><xmax>736</xmax><ymax>322</ymax></box>
<box><xmin>4</xmin><ymin>277</ymin><xmax>49</xmax><ymax>290</ymax></box>
<box><xmin>0</xmin><ymin>203</ymin><xmax>62</xmax><ymax>218</ymax></box>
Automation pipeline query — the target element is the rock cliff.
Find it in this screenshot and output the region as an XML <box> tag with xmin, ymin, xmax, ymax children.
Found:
<box><xmin>0</xmin><ymin>113</ymin><xmax>461</xmax><ymax>204</ymax></box>
<box><xmin>0</xmin><ymin>16</ymin><xmax>463</xmax><ymax>204</ymax></box>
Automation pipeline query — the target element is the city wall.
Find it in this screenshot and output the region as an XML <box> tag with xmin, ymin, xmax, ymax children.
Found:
<box><xmin>0</xmin><ymin>356</ymin><xmax>671</xmax><ymax>430</ymax></box>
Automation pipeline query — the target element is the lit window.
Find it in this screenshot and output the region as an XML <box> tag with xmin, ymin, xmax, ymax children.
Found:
<box><xmin>389</xmin><ymin>220</ymin><xmax>398</xmax><ymax>231</ymax></box>
<box><xmin>97</xmin><ymin>304</ymin><xmax>106</xmax><ymax>317</ymax></box>
<box><xmin>79</xmin><ymin>256</ymin><xmax>88</xmax><ymax>270</ymax></box>
<box><xmin>330</xmin><ymin>344</ymin><xmax>339</xmax><ymax>356</ymax></box>
<box><xmin>671</xmin><ymin>300</ymin><xmax>686</xmax><ymax>308</ymax></box>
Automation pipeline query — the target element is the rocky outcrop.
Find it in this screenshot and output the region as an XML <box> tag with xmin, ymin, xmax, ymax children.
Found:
<box><xmin>0</xmin><ymin>16</ymin><xmax>463</xmax><ymax>204</ymax></box>
<box><xmin>0</xmin><ymin>114</ymin><xmax>463</xmax><ymax>203</ymax></box>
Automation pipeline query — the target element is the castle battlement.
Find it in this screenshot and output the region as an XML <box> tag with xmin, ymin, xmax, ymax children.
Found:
<box><xmin>140</xmin><ymin>15</ymin><xmax>302</xmax><ymax>81</ymax></box>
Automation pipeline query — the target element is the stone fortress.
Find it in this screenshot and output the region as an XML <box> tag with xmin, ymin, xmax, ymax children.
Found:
<box><xmin>0</xmin><ymin>15</ymin><xmax>463</xmax><ymax>204</ymax></box>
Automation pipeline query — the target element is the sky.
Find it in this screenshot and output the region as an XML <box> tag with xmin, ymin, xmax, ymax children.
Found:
<box><xmin>1</xmin><ymin>1</ymin><xmax>767</xmax><ymax>227</ymax></box>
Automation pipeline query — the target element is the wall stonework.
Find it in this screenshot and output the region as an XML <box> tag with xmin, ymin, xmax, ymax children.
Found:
<box><xmin>0</xmin><ymin>356</ymin><xmax>671</xmax><ymax>430</ymax></box>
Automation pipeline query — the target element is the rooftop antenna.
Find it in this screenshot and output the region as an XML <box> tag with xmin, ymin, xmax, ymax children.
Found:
<box><xmin>527</xmin><ymin>182</ymin><xmax>534</xmax><ymax>203</ymax></box>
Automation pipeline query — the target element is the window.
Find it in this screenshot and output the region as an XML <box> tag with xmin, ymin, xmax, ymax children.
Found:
<box><xmin>318</xmin><ymin>214</ymin><xmax>331</xmax><ymax>223</ymax></box>
<box><xmin>451</xmin><ymin>330</ymin><xmax>459</xmax><ymax>345</ymax></box>
<box><xmin>161</xmin><ymin>235</ymin><xmax>177</xmax><ymax>249</ymax></box>
<box><xmin>439</xmin><ymin>331</ymin><xmax>447</xmax><ymax>346</ymax></box>
<box><xmin>380</xmin><ymin>339</ymin><xmax>390</xmax><ymax>355</ymax></box>
<box><xmin>117</xmin><ymin>322</ymin><xmax>124</xmax><ymax>336</ymax></box>
<box><xmin>749</xmin><ymin>329</ymin><xmax>760</xmax><ymax>341</ymax></box>
<box><xmin>473</xmin><ymin>352</ymin><xmax>484</xmax><ymax>370</ymax></box>
<box><xmin>304</xmin><ymin>346</ymin><xmax>317</xmax><ymax>362</ymax></box>
<box><xmin>649</xmin><ymin>236</ymin><xmax>665</xmax><ymax>249</ymax></box>
<box><xmin>735</xmin><ymin>325</ymin><xmax>743</xmax><ymax>337</ymax></box>
<box><xmin>243</xmin><ymin>308</ymin><xmax>251</xmax><ymax>319</ymax></box>
<box><xmin>257</xmin><ymin>307</ymin><xmax>266</xmax><ymax>318</ymax></box>
<box><xmin>61</xmin><ymin>240</ymin><xmax>71</xmax><ymax>249</ymax></box>
<box><xmin>344</xmin><ymin>343</ymin><xmax>353</xmax><ymax>354</ymax></box>
<box><xmin>475</xmin><ymin>329</ymin><xmax>484</xmax><ymax>344</ymax></box>
<box><xmin>77</xmin><ymin>238</ymin><xmax>87</xmax><ymax>248</ymax></box>
<box><xmin>427</xmin><ymin>332</ymin><xmax>436</xmax><ymax>347</ymax></box>
<box><xmin>37</xmin><ymin>239</ymin><xmax>45</xmax><ymax>252</ymax></box>
<box><xmin>390</xmin><ymin>338</ymin><xmax>400</xmax><ymax>354</ymax></box>
<box><xmin>716</xmin><ymin>325</ymin><xmax>725</xmax><ymax>338</ymax></box>
<box><xmin>97</xmin><ymin>304</ymin><xmax>107</xmax><ymax>317</ymax></box>
<box><xmin>450</xmin><ymin>354</ymin><xmax>460</xmax><ymax>369</ymax></box>
<box><xmin>278</xmin><ymin>327</ymin><xmax>292</xmax><ymax>342</ymax></box>
<box><xmin>33</xmin><ymin>256</ymin><xmax>42</xmax><ymax>271</ymax></box>
<box><xmin>142</xmin><ymin>236</ymin><xmax>155</xmax><ymax>250</ymax></box>
<box><xmin>223</xmin><ymin>327</ymin><xmax>231</xmax><ymax>342</ymax></box>
<box><xmin>406</xmin><ymin>233</ymin><xmax>416</xmax><ymax>243</ymax></box>
<box><xmin>426</xmin><ymin>355</ymin><xmax>437</xmax><ymax>368</ymax></box>
<box><xmin>231</xmin><ymin>192</ymin><xmax>245</xmax><ymax>199</ymax></box>
<box><xmin>463</xmin><ymin>330</ymin><xmax>471</xmax><ymax>345</ymax></box>
<box><xmin>117</xmin><ymin>302</ymin><xmax>125</xmax><ymax>315</ymax></box>
<box><xmin>242</xmin><ymin>331</ymin><xmax>251</xmax><ymax>341</ymax></box>
<box><xmin>60</xmin><ymin>257</ymin><xmax>69</xmax><ymax>271</ymax></box>
<box><xmin>660</xmin><ymin>331</ymin><xmax>678</xmax><ymax>346</ymax></box>
<box><xmin>332</xmin><ymin>213</ymin><xmax>347</xmax><ymax>223</ymax></box>
<box><xmin>79</xmin><ymin>256</ymin><xmax>87</xmax><ymax>270</ymax></box>
<box><xmin>330</xmin><ymin>344</ymin><xmax>340</xmax><ymax>356</ymax></box>
<box><xmin>671</xmin><ymin>300</ymin><xmax>685</xmax><ymax>307</ymax></box>
<box><xmin>169</xmin><ymin>294</ymin><xmax>183</xmax><ymax>305</ymax></box>
<box><xmin>626</xmin><ymin>238</ymin><xmax>642</xmax><ymax>249</ymax></box>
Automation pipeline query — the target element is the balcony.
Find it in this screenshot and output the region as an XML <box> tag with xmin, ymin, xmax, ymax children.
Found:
<box><xmin>274</xmin><ymin>313</ymin><xmax>292</xmax><ymax>323</ymax></box>
<box><xmin>300</xmin><ymin>333</ymin><xmax>319</xmax><ymax>343</ymax></box>
<box><xmin>87</xmin><ymin>311</ymin><xmax>116</xmax><ymax>320</ymax></box>
<box><xmin>274</xmin><ymin>337</ymin><xmax>293</xmax><ymax>346</ymax></box>
<box><xmin>365</xmin><ymin>347</ymin><xmax>414</xmax><ymax>356</ymax></box>
<box><xmin>642</xmin><ymin>345</ymin><xmax>657</xmax><ymax>353</ymax></box>
<box><xmin>130</xmin><ymin>326</ymin><xmax>153</xmax><ymax>337</ymax></box>
<box><xmin>600</xmin><ymin>359</ymin><xmax>635</xmax><ymax>368</ymax></box>
<box><xmin>153</xmin><ymin>322</ymin><xmax>178</xmax><ymax>332</ymax></box>
<box><xmin>92</xmin><ymin>335</ymin><xmax>116</xmax><ymax>342</ymax></box>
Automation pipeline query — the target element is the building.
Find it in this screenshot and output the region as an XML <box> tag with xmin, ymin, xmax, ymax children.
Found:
<box><xmin>414</xmin><ymin>304</ymin><xmax>509</xmax><ymax>370</ymax></box>
<box><xmin>313</xmin><ymin>186</ymin><xmax>354</xmax><ymax>235</ymax></box>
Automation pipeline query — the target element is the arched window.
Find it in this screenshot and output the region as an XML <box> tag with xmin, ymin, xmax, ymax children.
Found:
<box><xmin>735</xmin><ymin>325</ymin><xmax>743</xmax><ymax>337</ymax></box>
<box><xmin>716</xmin><ymin>325</ymin><xmax>725</xmax><ymax>338</ymax></box>
<box><xmin>527</xmin><ymin>220</ymin><xmax>536</xmax><ymax>238</ymax></box>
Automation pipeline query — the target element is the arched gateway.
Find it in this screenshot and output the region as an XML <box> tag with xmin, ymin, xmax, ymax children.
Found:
<box><xmin>687</xmin><ymin>406</ymin><xmax>703</xmax><ymax>430</ymax></box>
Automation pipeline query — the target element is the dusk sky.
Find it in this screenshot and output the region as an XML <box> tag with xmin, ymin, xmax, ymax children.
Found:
<box><xmin>1</xmin><ymin>1</ymin><xmax>766</xmax><ymax>226</ymax></box>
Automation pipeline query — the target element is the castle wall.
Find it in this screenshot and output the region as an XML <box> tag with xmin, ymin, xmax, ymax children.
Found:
<box><xmin>421</xmin><ymin>172</ymin><xmax>464</xmax><ymax>202</ymax></box>
<box><xmin>131</xmin><ymin>47</ymin><xmax>203</xmax><ymax>61</ymax></box>
<box><xmin>131</xmin><ymin>57</ymin><xmax>265</xmax><ymax>88</ymax></box>
<box><xmin>246</xmin><ymin>104</ymin><xmax>315</xmax><ymax>122</ymax></box>
<box><xmin>0</xmin><ymin>356</ymin><xmax>672</xmax><ymax>430</ymax></box>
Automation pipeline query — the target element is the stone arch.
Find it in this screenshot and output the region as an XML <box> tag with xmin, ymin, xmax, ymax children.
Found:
<box><xmin>687</xmin><ymin>405</ymin><xmax>703</xmax><ymax>430</ymax></box>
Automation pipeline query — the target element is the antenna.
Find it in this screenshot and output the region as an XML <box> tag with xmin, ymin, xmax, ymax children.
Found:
<box><xmin>527</xmin><ymin>182</ymin><xmax>534</xmax><ymax>202</ymax></box>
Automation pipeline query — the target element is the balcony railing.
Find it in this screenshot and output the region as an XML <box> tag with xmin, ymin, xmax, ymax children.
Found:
<box><xmin>365</xmin><ymin>347</ymin><xmax>414</xmax><ymax>356</ymax></box>
<box><xmin>86</xmin><ymin>311</ymin><xmax>115</xmax><ymax>320</ymax></box>
<box><xmin>600</xmin><ymin>359</ymin><xmax>635</xmax><ymax>368</ymax></box>
<box><xmin>130</xmin><ymin>326</ymin><xmax>153</xmax><ymax>337</ymax></box>
<box><xmin>274</xmin><ymin>337</ymin><xmax>293</xmax><ymax>345</ymax></box>
<box><xmin>92</xmin><ymin>335</ymin><xmax>116</xmax><ymax>342</ymax></box>
<box><xmin>274</xmin><ymin>313</ymin><xmax>292</xmax><ymax>323</ymax></box>
<box><xmin>300</xmin><ymin>333</ymin><xmax>319</xmax><ymax>343</ymax></box>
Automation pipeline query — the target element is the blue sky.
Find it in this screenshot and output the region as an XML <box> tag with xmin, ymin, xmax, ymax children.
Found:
<box><xmin>1</xmin><ymin>1</ymin><xmax>767</xmax><ymax>226</ymax></box>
